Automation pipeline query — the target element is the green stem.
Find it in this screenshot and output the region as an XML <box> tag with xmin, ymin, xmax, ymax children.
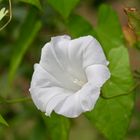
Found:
<box><xmin>0</xmin><ymin>82</ymin><xmax>139</xmax><ymax>103</ymax></box>
<box><xmin>100</xmin><ymin>82</ymin><xmax>140</xmax><ymax>100</ymax></box>
<box><xmin>0</xmin><ymin>97</ymin><xmax>31</xmax><ymax>104</ymax></box>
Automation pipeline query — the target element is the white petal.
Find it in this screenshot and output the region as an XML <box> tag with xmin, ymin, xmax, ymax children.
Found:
<box><xmin>30</xmin><ymin>64</ymin><xmax>62</xmax><ymax>88</ymax></box>
<box><xmin>54</xmin><ymin>83</ymin><xmax>100</xmax><ymax>118</ymax></box>
<box><xmin>29</xmin><ymin>63</ymin><xmax>73</xmax><ymax>113</ymax></box>
<box><xmin>54</xmin><ymin>94</ymin><xmax>82</xmax><ymax>118</ymax></box>
<box><xmin>30</xmin><ymin>87</ymin><xmax>68</xmax><ymax>111</ymax></box>
<box><xmin>51</xmin><ymin>35</ymin><xmax>71</xmax><ymax>43</ymax></box>
<box><xmin>82</xmin><ymin>36</ymin><xmax>108</xmax><ymax>68</ymax></box>
<box><xmin>45</xmin><ymin>93</ymin><xmax>70</xmax><ymax>116</ymax></box>
<box><xmin>67</xmin><ymin>35</ymin><xmax>108</xmax><ymax>81</ymax></box>
<box><xmin>85</xmin><ymin>64</ymin><xmax>111</xmax><ymax>87</ymax></box>
<box><xmin>67</xmin><ymin>36</ymin><xmax>89</xmax><ymax>81</ymax></box>
<box><xmin>39</xmin><ymin>39</ymin><xmax>81</xmax><ymax>91</ymax></box>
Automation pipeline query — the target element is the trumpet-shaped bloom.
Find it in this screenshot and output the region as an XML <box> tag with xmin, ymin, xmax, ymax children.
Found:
<box><xmin>0</xmin><ymin>8</ymin><xmax>8</xmax><ymax>21</ymax></box>
<box><xmin>29</xmin><ymin>35</ymin><xmax>111</xmax><ymax>118</ymax></box>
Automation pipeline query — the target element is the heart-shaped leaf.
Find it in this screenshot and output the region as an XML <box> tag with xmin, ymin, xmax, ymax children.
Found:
<box><xmin>86</xmin><ymin>46</ymin><xmax>135</xmax><ymax>140</ymax></box>
<box><xmin>47</xmin><ymin>0</ymin><xmax>80</xmax><ymax>18</ymax></box>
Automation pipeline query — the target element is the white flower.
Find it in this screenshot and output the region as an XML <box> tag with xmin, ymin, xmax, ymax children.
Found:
<box><xmin>0</xmin><ymin>7</ymin><xmax>8</xmax><ymax>21</ymax></box>
<box><xmin>29</xmin><ymin>35</ymin><xmax>111</xmax><ymax>118</ymax></box>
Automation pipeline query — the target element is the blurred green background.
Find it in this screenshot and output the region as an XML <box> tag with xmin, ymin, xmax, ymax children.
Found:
<box><xmin>0</xmin><ymin>0</ymin><xmax>140</xmax><ymax>140</ymax></box>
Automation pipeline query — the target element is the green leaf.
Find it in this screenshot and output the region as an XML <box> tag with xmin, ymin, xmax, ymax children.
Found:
<box><xmin>86</xmin><ymin>47</ymin><xmax>135</xmax><ymax>140</ymax></box>
<box><xmin>85</xmin><ymin>5</ymin><xmax>135</xmax><ymax>140</ymax></box>
<box><xmin>9</xmin><ymin>8</ymin><xmax>42</xmax><ymax>83</ymax></box>
<box><xmin>95</xmin><ymin>4</ymin><xmax>124</xmax><ymax>53</ymax></box>
<box><xmin>19</xmin><ymin>0</ymin><xmax>42</xmax><ymax>10</ymax></box>
<box><xmin>67</xmin><ymin>14</ymin><xmax>96</xmax><ymax>38</ymax></box>
<box><xmin>102</xmin><ymin>47</ymin><xmax>134</xmax><ymax>97</ymax></box>
<box><xmin>47</xmin><ymin>0</ymin><xmax>80</xmax><ymax>18</ymax></box>
<box><xmin>0</xmin><ymin>114</ymin><xmax>8</xmax><ymax>126</ymax></box>
<box><xmin>42</xmin><ymin>113</ymin><xmax>70</xmax><ymax>140</ymax></box>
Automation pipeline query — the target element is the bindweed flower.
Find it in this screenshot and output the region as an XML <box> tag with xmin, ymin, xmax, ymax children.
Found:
<box><xmin>0</xmin><ymin>7</ymin><xmax>8</xmax><ymax>21</ymax></box>
<box><xmin>29</xmin><ymin>35</ymin><xmax>111</xmax><ymax>118</ymax></box>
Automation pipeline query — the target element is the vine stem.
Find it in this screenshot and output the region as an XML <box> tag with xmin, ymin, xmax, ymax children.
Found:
<box><xmin>0</xmin><ymin>82</ymin><xmax>139</xmax><ymax>104</ymax></box>
<box><xmin>0</xmin><ymin>97</ymin><xmax>31</xmax><ymax>104</ymax></box>
<box><xmin>100</xmin><ymin>82</ymin><xmax>140</xmax><ymax>100</ymax></box>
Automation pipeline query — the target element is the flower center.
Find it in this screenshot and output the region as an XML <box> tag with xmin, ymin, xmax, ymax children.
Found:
<box><xmin>73</xmin><ymin>78</ymin><xmax>85</xmax><ymax>87</ymax></box>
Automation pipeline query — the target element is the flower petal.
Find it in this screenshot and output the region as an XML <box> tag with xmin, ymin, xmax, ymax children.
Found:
<box><xmin>30</xmin><ymin>64</ymin><xmax>62</xmax><ymax>88</ymax></box>
<box><xmin>54</xmin><ymin>83</ymin><xmax>100</xmax><ymax>118</ymax></box>
<box><xmin>45</xmin><ymin>93</ymin><xmax>70</xmax><ymax>116</ymax></box>
<box><xmin>29</xmin><ymin>64</ymin><xmax>73</xmax><ymax>113</ymax></box>
<box><xmin>82</xmin><ymin>36</ymin><xmax>108</xmax><ymax>68</ymax></box>
<box><xmin>85</xmin><ymin>64</ymin><xmax>111</xmax><ymax>87</ymax></box>
<box><xmin>39</xmin><ymin>41</ymin><xmax>80</xmax><ymax>91</ymax></box>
